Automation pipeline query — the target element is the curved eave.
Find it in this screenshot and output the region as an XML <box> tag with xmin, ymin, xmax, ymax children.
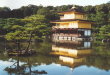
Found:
<box><xmin>50</xmin><ymin>19</ymin><xmax>95</xmax><ymax>24</ymax></box>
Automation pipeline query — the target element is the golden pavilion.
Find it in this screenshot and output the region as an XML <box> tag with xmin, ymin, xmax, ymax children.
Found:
<box><xmin>51</xmin><ymin>6</ymin><xmax>94</xmax><ymax>40</ymax></box>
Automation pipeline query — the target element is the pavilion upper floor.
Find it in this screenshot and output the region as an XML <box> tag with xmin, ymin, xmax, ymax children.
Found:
<box><xmin>59</xmin><ymin>12</ymin><xmax>87</xmax><ymax>20</ymax></box>
<box><xmin>52</xmin><ymin>20</ymin><xmax>93</xmax><ymax>29</ymax></box>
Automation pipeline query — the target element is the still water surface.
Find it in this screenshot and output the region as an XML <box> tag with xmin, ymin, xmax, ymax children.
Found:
<box><xmin>0</xmin><ymin>39</ymin><xmax>110</xmax><ymax>75</ymax></box>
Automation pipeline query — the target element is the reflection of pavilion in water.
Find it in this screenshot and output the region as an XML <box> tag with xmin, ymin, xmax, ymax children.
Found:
<box><xmin>50</xmin><ymin>40</ymin><xmax>92</xmax><ymax>68</ymax></box>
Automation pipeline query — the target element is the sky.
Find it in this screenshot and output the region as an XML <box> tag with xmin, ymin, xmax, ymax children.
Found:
<box><xmin>0</xmin><ymin>0</ymin><xmax>109</xmax><ymax>9</ymax></box>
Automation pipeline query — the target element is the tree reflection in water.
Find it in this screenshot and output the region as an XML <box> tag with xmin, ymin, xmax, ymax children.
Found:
<box><xmin>4</xmin><ymin>56</ymin><xmax>47</xmax><ymax>75</ymax></box>
<box><xmin>85</xmin><ymin>41</ymin><xmax>110</xmax><ymax>71</ymax></box>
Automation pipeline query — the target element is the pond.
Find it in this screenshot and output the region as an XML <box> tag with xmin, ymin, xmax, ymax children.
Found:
<box><xmin>0</xmin><ymin>39</ymin><xmax>110</xmax><ymax>75</ymax></box>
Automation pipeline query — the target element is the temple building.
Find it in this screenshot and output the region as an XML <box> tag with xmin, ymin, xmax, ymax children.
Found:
<box><xmin>51</xmin><ymin>6</ymin><xmax>94</xmax><ymax>41</ymax></box>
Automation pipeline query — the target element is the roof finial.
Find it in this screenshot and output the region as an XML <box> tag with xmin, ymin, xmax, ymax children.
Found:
<box><xmin>71</xmin><ymin>4</ymin><xmax>76</xmax><ymax>9</ymax></box>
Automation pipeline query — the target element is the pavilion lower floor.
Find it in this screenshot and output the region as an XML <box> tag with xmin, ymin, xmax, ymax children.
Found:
<box><xmin>52</xmin><ymin>34</ymin><xmax>92</xmax><ymax>41</ymax></box>
<box><xmin>52</xmin><ymin>28</ymin><xmax>92</xmax><ymax>41</ymax></box>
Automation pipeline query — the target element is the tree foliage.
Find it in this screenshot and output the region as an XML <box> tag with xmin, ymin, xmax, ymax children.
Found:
<box><xmin>5</xmin><ymin>15</ymin><xmax>50</xmax><ymax>51</ymax></box>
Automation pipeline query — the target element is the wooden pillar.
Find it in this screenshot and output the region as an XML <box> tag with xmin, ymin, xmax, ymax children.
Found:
<box><xmin>77</xmin><ymin>29</ymin><xmax>79</xmax><ymax>37</ymax></box>
<box><xmin>58</xmin><ymin>36</ymin><xmax>59</xmax><ymax>40</ymax></box>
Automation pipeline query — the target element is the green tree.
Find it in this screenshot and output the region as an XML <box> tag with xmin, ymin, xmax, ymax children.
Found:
<box><xmin>96</xmin><ymin>25</ymin><xmax>110</xmax><ymax>39</ymax></box>
<box><xmin>5</xmin><ymin>15</ymin><xmax>50</xmax><ymax>51</ymax></box>
<box><xmin>37</xmin><ymin>7</ymin><xmax>51</xmax><ymax>20</ymax></box>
